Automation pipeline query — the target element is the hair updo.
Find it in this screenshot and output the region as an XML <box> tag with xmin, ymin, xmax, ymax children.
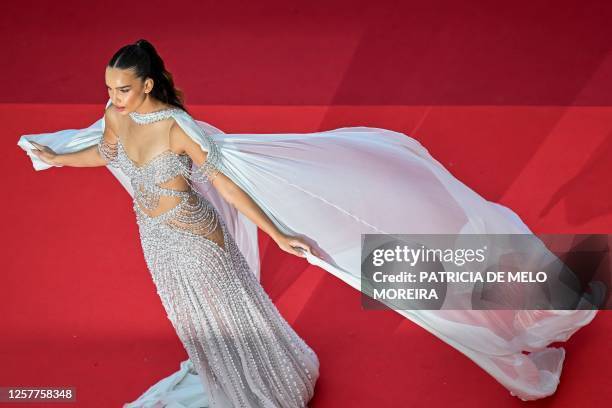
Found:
<box><xmin>108</xmin><ymin>39</ymin><xmax>188</xmax><ymax>113</ymax></box>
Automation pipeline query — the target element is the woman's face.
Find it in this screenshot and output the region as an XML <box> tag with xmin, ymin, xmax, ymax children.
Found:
<box><xmin>104</xmin><ymin>66</ymin><xmax>152</xmax><ymax>114</ymax></box>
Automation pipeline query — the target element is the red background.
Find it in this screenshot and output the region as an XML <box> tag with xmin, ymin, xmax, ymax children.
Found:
<box><xmin>1</xmin><ymin>0</ymin><xmax>611</xmax><ymax>407</ymax></box>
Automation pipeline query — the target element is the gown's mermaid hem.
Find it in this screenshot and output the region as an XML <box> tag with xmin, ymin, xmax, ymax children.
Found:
<box><xmin>17</xmin><ymin>98</ymin><xmax>598</xmax><ymax>403</ymax></box>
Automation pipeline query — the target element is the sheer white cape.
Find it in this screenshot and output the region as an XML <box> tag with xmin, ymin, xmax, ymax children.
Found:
<box><xmin>17</xmin><ymin>99</ymin><xmax>598</xmax><ymax>405</ymax></box>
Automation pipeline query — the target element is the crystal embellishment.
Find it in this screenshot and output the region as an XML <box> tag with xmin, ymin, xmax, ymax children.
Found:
<box><xmin>128</xmin><ymin>107</ymin><xmax>182</xmax><ymax>125</ymax></box>
<box><xmin>96</xmin><ymin>116</ymin><xmax>320</xmax><ymax>406</ymax></box>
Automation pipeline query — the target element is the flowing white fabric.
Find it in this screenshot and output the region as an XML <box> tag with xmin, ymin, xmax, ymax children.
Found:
<box><xmin>17</xmin><ymin>99</ymin><xmax>598</xmax><ymax>403</ymax></box>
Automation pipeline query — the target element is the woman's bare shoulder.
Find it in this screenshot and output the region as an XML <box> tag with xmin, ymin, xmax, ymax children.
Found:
<box><xmin>104</xmin><ymin>104</ymin><xmax>124</xmax><ymax>132</ymax></box>
<box><xmin>103</xmin><ymin>104</ymin><xmax>124</xmax><ymax>139</ymax></box>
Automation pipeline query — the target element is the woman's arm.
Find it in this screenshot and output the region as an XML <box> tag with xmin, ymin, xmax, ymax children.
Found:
<box><xmin>30</xmin><ymin>109</ymin><xmax>117</xmax><ymax>168</ymax></box>
<box><xmin>169</xmin><ymin>122</ymin><xmax>316</xmax><ymax>258</ymax></box>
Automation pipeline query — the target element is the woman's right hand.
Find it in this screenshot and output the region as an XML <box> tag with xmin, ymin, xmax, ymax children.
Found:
<box><xmin>29</xmin><ymin>141</ymin><xmax>59</xmax><ymax>165</ymax></box>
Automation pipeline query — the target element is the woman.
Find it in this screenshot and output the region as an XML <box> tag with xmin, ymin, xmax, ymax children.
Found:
<box><xmin>24</xmin><ymin>39</ymin><xmax>319</xmax><ymax>408</ymax></box>
<box><xmin>18</xmin><ymin>39</ymin><xmax>598</xmax><ymax>405</ymax></box>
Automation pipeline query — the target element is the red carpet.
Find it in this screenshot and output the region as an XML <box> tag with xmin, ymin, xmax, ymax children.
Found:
<box><xmin>2</xmin><ymin>103</ymin><xmax>610</xmax><ymax>407</ymax></box>
<box><xmin>2</xmin><ymin>0</ymin><xmax>611</xmax><ymax>406</ymax></box>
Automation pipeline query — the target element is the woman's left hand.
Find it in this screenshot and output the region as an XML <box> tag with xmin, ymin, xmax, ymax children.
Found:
<box><xmin>275</xmin><ymin>233</ymin><xmax>317</xmax><ymax>258</ymax></box>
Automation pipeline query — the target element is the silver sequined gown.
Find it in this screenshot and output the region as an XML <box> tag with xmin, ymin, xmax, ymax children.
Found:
<box><xmin>97</xmin><ymin>122</ymin><xmax>320</xmax><ymax>408</ymax></box>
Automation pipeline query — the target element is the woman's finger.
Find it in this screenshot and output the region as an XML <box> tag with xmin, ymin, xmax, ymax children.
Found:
<box><xmin>294</xmin><ymin>242</ymin><xmax>308</xmax><ymax>253</ymax></box>
<box><xmin>289</xmin><ymin>245</ymin><xmax>304</xmax><ymax>257</ymax></box>
<box><xmin>295</xmin><ymin>239</ymin><xmax>316</xmax><ymax>256</ymax></box>
<box><xmin>299</xmin><ymin>241</ymin><xmax>314</xmax><ymax>256</ymax></box>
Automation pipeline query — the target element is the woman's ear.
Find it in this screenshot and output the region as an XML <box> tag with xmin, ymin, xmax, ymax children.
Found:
<box><xmin>144</xmin><ymin>77</ymin><xmax>154</xmax><ymax>93</ymax></box>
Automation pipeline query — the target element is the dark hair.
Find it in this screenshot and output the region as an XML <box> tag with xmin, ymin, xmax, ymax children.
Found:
<box><xmin>108</xmin><ymin>39</ymin><xmax>188</xmax><ymax>114</ymax></box>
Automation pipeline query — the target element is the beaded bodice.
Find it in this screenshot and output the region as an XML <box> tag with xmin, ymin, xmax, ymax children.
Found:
<box><xmin>117</xmin><ymin>136</ymin><xmax>192</xmax><ymax>181</ymax></box>
<box><xmin>115</xmin><ymin>137</ymin><xmax>194</xmax><ymax>211</ymax></box>
<box><xmin>96</xmin><ymin>109</ymin><xmax>224</xmax><ymax>240</ymax></box>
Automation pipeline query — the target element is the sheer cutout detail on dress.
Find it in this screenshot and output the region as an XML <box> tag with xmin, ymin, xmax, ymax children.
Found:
<box><xmin>96</xmin><ymin>134</ymin><xmax>227</xmax><ymax>252</ymax></box>
<box><xmin>165</xmin><ymin>192</ymin><xmax>227</xmax><ymax>252</ymax></box>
